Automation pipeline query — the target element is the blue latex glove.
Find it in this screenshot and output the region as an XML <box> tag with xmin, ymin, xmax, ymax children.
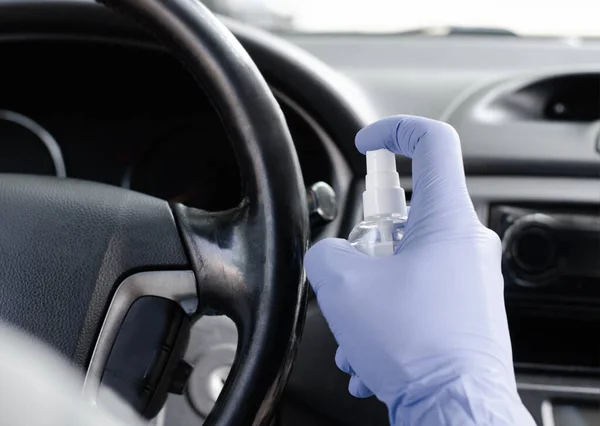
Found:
<box><xmin>305</xmin><ymin>116</ymin><xmax>536</xmax><ymax>425</ymax></box>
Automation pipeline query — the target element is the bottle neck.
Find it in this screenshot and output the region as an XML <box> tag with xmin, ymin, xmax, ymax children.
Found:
<box><xmin>363</xmin><ymin>187</ymin><xmax>407</xmax><ymax>219</ymax></box>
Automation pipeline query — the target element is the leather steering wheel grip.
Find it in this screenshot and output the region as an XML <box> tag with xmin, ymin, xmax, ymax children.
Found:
<box><xmin>95</xmin><ymin>0</ymin><xmax>309</xmax><ymax>425</ymax></box>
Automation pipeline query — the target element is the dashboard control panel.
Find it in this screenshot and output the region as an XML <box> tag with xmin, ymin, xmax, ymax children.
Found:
<box><xmin>490</xmin><ymin>204</ymin><xmax>600</xmax><ymax>305</ymax></box>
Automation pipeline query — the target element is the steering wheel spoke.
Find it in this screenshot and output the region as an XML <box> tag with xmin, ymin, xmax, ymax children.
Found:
<box><xmin>173</xmin><ymin>202</ymin><xmax>257</xmax><ymax>322</ymax></box>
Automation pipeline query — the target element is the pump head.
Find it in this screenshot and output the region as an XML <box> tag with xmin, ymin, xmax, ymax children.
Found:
<box><xmin>363</xmin><ymin>149</ymin><xmax>407</xmax><ymax>219</ymax></box>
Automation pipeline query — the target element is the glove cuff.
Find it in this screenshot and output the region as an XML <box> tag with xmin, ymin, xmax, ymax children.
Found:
<box><xmin>386</xmin><ymin>367</ymin><xmax>532</xmax><ymax>426</ymax></box>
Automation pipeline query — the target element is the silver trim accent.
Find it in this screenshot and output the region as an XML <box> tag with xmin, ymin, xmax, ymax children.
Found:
<box><xmin>121</xmin><ymin>166</ymin><xmax>133</xmax><ymax>189</ymax></box>
<box><xmin>400</xmin><ymin>176</ymin><xmax>600</xmax><ymax>205</ymax></box>
<box><xmin>82</xmin><ymin>270</ymin><xmax>197</xmax><ymax>403</ymax></box>
<box><xmin>517</xmin><ymin>382</ymin><xmax>600</xmax><ymax>396</ymax></box>
<box><xmin>541</xmin><ymin>400</ymin><xmax>556</xmax><ymax>426</ymax></box>
<box><xmin>398</xmin><ymin>176</ymin><xmax>600</xmax><ymax>224</ymax></box>
<box><xmin>207</xmin><ymin>365</ymin><xmax>231</xmax><ymax>402</ymax></box>
<box><xmin>0</xmin><ymin>109</ymin><xmax>66</xmax><ymax>177</ymax></box>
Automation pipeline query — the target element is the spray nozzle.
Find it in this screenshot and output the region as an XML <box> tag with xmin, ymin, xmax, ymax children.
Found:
<box><xmin>363</xmin><ymin>149</ymin><xmax>407</xmax><ymax>219</ymax></box>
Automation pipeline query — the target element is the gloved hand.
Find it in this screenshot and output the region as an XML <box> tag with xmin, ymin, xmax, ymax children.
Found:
<box><xmin>305</xmin><ymin>116</ymin><xmax>536</xmax><ymax>425</ymax></box>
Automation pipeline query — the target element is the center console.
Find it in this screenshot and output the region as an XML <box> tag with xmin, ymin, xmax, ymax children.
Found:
<box><xmin>488</xmin><ymin>203</ymin><xmax>600</xmax><ymax>372</ymax></box>
<box><xmin>477</xmin><ymin>180</ymin><xmax>600</xmax><ymax>425</ymax></box>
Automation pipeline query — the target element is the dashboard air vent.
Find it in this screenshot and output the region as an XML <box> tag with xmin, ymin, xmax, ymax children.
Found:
<box><xmin>493</xmin><ymin>73</ymin><xmax>600</xmax><ymax>122</ymax></box>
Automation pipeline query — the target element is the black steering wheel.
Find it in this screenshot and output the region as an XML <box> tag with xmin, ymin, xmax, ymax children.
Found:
<box><xmin>0</xmin><ymin>0</ymin><xmax>308</xmax><ymax>425</ymax></box>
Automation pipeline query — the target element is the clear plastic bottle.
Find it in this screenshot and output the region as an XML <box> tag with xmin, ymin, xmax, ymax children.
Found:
<box><xmin>348</xmin><ymin>149</ymin><xmax>408</xmax><ymax>257</ymax></box>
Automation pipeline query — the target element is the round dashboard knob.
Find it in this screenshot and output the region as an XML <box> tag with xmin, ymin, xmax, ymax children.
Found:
<box><xmin>510</xmin><ymin>226</ymin><xmax>557</xmax><ymax>274</ymax></box>
<box><xmin>502</xmin><ymin>214</ymin><xmax>559</xmax><ymax>287</ymax></box>
<box><xmin>306</xmin><ymin>181</ymin><xmax>337</xmax><ymax>229</ymax></box>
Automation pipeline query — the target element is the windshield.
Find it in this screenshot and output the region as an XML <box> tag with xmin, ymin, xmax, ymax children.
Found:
<box><xmin>207</xmin><ymin>0</ymin><xmax>600</xmax><ymax>36</ymax></box>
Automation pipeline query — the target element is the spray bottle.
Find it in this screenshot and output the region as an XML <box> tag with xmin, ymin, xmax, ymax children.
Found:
<box><xmin>348</xmin><ymin>149</ymin><xmax>408</xmax><ymax>256</ymax></box>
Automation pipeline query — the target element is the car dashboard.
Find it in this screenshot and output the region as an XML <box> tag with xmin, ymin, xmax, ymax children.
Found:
<box><xmin>0</xmin><ymin>41</ymin><xmax>343</xmax><ymax>214</ymax></box>
<box><xmin>1</xmin><ymin>2</ymin><xmax>600</xmax><ymax>426</ymax></box>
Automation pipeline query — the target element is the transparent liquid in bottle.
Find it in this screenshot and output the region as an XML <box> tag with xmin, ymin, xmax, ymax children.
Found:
<box><xmin>348</xmin><ymin>213</ymin><xmax>407</xmax><ymax>257</ymax></box>
<box><xmin>352</xmin><ymin>148</ymin><xmax>408</xmax><ymax>256</ymax></box>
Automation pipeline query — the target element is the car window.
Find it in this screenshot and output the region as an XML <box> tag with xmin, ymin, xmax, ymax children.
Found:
<box><xmin>205</xmin><ymin>0</ymin><xmax>600</xmax><ymax>37</ymax></box>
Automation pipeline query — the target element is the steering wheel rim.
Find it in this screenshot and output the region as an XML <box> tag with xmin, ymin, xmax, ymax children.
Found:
<box><xmin>0</xmin><ymin>0</ymin><xmax>308</xmax><ymax>425</ymax></box>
